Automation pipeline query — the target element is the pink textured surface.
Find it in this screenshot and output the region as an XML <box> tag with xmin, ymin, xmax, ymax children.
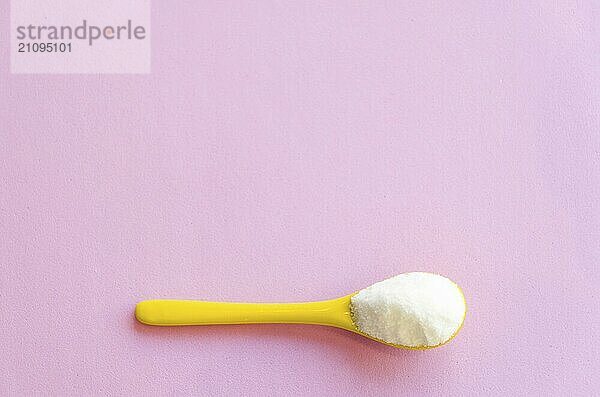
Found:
<box><xmin>1</xmin><ymin>2</ymin><xmax>599</xmax><ymax>396</ymax></box>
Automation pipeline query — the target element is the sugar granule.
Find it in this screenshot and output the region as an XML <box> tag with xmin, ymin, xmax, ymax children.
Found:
<box><xmin>350</xmin><ymin>272</ymin><xmax>465</xmax><ymax>347</ymax></box>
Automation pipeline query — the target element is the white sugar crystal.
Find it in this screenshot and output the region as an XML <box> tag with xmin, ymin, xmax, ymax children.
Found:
<box><xmin>350</xmin><ymin>272</ymin><xmax>465</xmax><ymax>347</ymax></box>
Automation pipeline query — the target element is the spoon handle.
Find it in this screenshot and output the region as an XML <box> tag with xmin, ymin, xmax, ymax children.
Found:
<box><xmin>136</xmin><ymin>296</ymin><xmax>354</xmax><ymax>328</ymax></box>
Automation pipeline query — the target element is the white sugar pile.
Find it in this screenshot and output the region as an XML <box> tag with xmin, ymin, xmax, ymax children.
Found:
<box><xmin>350</xmin><ymin>272</ymin><xmax>466</xmax><ymax>347</ymax></box>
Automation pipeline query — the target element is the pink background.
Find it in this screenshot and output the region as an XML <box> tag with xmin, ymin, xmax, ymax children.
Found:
<box><xmin>1</xmin><ymin>2</ymin><xmax>599</xmax><ymax>396</ymax></box>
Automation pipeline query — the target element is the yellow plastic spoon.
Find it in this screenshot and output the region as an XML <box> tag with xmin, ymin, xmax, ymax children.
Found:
<box><xmin>135</xmin><ymin>273</ymin><xmax>466</xmax><ymax>350</ymax></box>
